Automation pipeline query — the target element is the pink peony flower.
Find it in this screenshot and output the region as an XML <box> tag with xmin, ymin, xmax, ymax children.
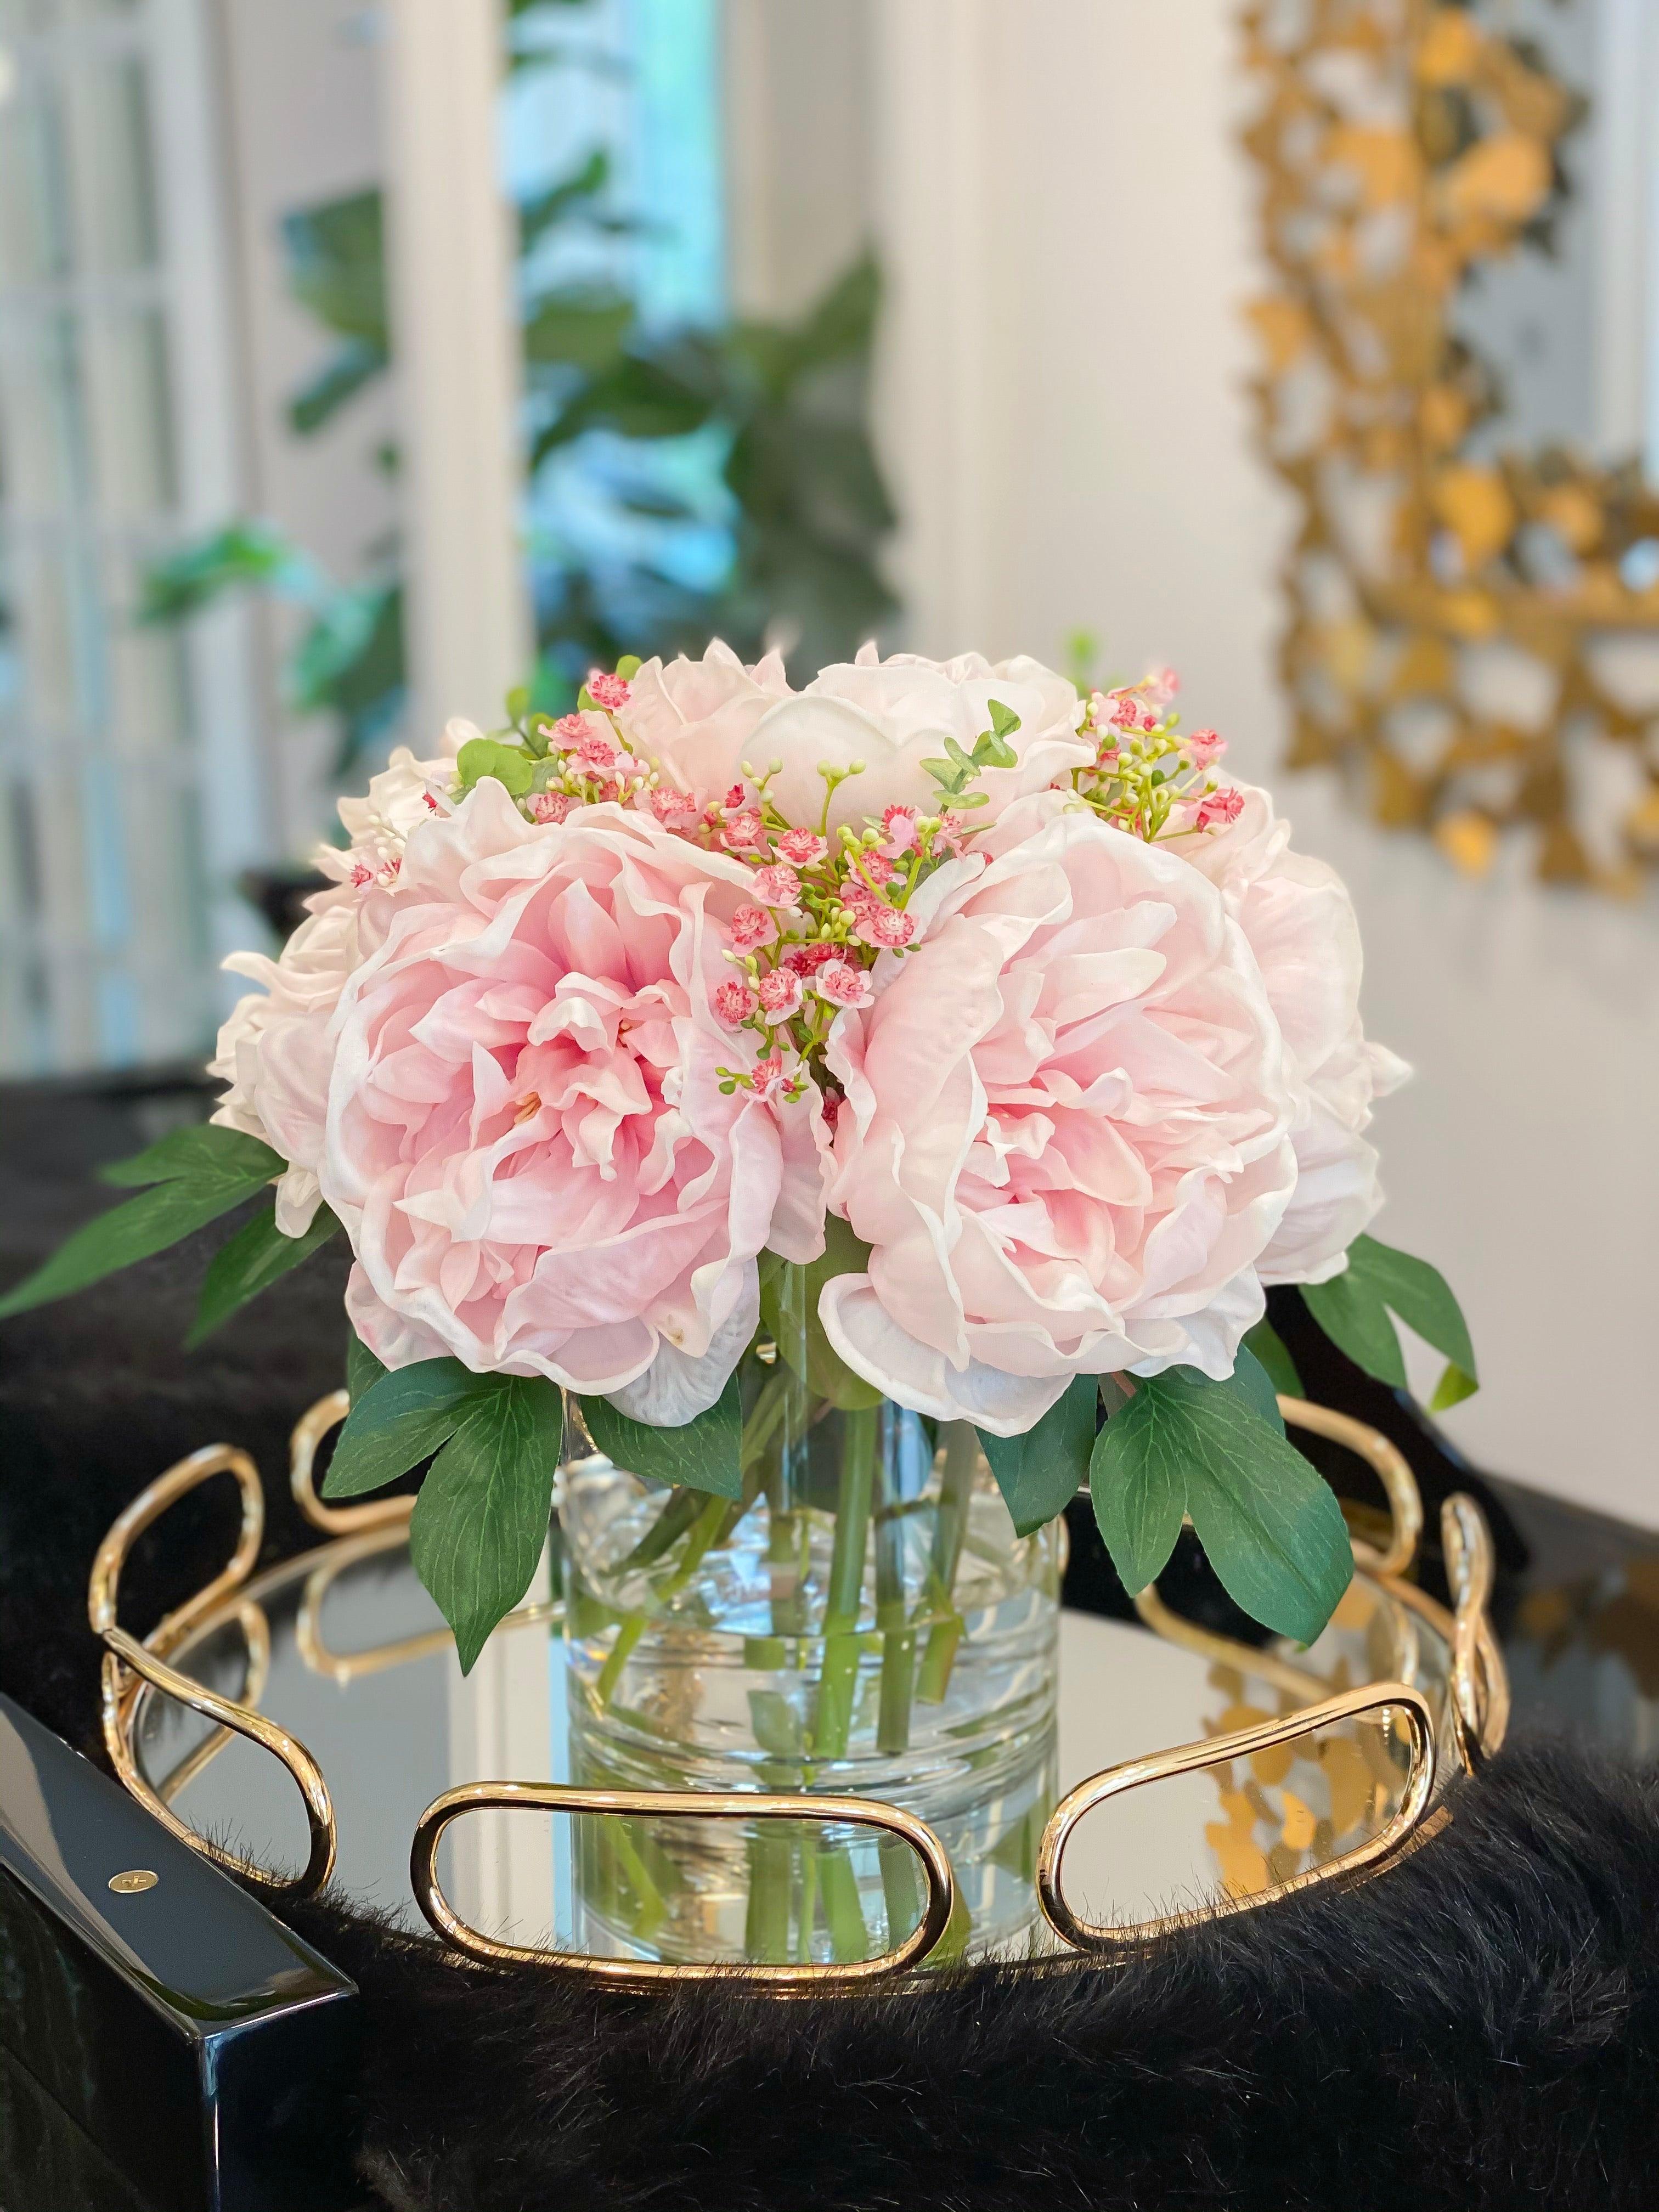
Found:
<box><xmin>752</xmin><ymin>862</ymin><xmax>803</xmax><ymax>909</ymax></box>
<box><xmin>818</xmin><ymin>797</ymin><xmax>1297</xmax><ymax>1433</ymax></box>
<box><xmin>587</xmin><ymin>670</ymin><xmax>631</xmax><ymax>712</ymax></box>
<box><xmin>1175</xmin><ymin>785</ymin><xmax>1409</xmax><ymax>1286</ymax></box>
<box><xmin>757</xmin><ymin>967</ymin><xmax>804</xmax><ymax>1020</ymax></box>
<box><xmin>730</xmin><ymin>904</ymin><xmax>778</xmax><ymax>952</ymax></box>
<box><xmin>814</xmin><ymin>959</ymin><xmax>874</xmax><ymax>1010</ymax></box>
<box><xmin>318</xmin><ymin>787</ymin><xmax>828</xmax><ymax>1419</ymax></box>
<box><xmin>614</xmin><ymin>640</ymin><xmax>794</xmax><ymax>809</ymax></box>
<box><xmin>714</xmin><ymin>979</ymin><xmax>760</xmax><ymax>1026</ymax></box>
<box><xmin>776</xmin><ymin>828</ymin><xmax>828</xmax><ymax>867</ymax></box>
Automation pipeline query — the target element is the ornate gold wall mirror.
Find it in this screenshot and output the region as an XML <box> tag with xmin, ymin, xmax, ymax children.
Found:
<box><xmin>1246</xmin><ymin>0</ymin><xmax>1659</xmax><ymax>890</ymax></box>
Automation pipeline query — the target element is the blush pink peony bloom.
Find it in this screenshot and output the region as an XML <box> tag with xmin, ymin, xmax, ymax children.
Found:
<box><xmin>818</xmin><ymin>798</ymin><xmax>1297</xmax><ymax>1432</ymax></box>
<box><xmin>211</xmin><ymin>738</ymin><xmax>461</xmax><ymax>1234</ymax></box>
<box><xmin>614</xmin><ymin>641</ymin><xmax>794</xmax><ymax>810</ymax></box>
<box><xmin>1173</xmin><ymin>785</ymin><xmax>1408</xmax><ymax>1285</ymax></box>
<box><xmin>316</xmin><ymin>786</ymin><xmax>830</xmax><ymax>1421</ymax></box>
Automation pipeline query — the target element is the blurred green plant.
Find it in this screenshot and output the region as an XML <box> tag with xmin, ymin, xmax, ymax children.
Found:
<box><xmin>140</xmin><ymin>10</ymin><xmax>896</xmax><ymax>781</ymax></box>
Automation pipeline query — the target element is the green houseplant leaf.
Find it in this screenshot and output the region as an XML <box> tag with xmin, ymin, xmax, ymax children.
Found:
<box><xmin>1242</xmin><ymin>1317</ymin><xmax>1302</xmax><ymax>1401</ymax></box>
<box><xmin>1301</xmin><ymin>1233</ymin><xmax>1477</xmax><ymax>1408</ymax></box>
<box><xmin>578</xmin><ymin>1374</ymin><xmax>743</xmax><ymax>1501</ymax></box>
<box><xmin>322</xmin><ymin>1358</ymin><xmax>495</xmax><ymax>1500</ymax></box>
<box><xmin>978</xmin><ymin>1376</ymin><xmax>1098</xmax><ymax>1537</ymax></box>
<box><xmin>0</xmin><ymin>1128</ymin><xmax>284</xmax><ymax>1318</ymax></box>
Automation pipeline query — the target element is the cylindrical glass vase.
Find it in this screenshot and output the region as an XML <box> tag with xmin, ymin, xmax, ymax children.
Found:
<box><xmin>560</xmin><ymin>1306</ymin><xmax>1060</xmax><ymax>1968</ymax></box>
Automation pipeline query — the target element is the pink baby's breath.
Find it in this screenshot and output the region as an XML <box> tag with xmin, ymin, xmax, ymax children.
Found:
<box><xmin>757</xmin><ymin>967</ymin><xmax>804</xmax><ymax>1019</ymax></box>
<box><xmin>783</xmin><ymin>941</ymin><xmax>841</xmax><ymax>977</ymax></box>
<box><xmin>721</xmin><ymin>810</ymin><xmax>766</xmax><ymax>853</ymax></box>
<box><xmin>587</xmin><ymin>670</ymin><xmax>631</xmax><ymax>712</ymax></box>
<box><xmin>1187</xmin><ymin>729</ymin><xmax>1227</xmax><ymax>767</ymax></box>
<box><xmin>1194</xmin><ymin>787</ymin><xmax>1245</xmax><ymax>829</ymax></box>
<box><xmin>880</xmin><ymin>804</ymin><xmax>919</xmax><ymax>856</ymax></box>
<box><xmin>854</xmin><ymin>904</ymin><xmax>916</xmax><ymax>951</ymax></box>
<box><xmin>555</xmin><ymin>712</ymin><xmax>589</xmax><ymax>745</ymax></box>
<box><xmin>730</xmin><ymin>904</ymin><xmax>778</xmax><ymax>952</ymax></box>
<box><xmin>752</xmin><ymin>862</ymin><xmax>802</xmax><ymax>908</ymax></box>
<box><xmin>751</xmin><ymin>1054</ymin><xmax>789</xmax><ymax>1099</ymax></box>
<box><xmin>814</xmin><ymin>959</ymin><xmax>873</xmax><ymax>1010</ymax></box>
<box><xmin>529</xmin><ymin>791</ymin><xmax>575</xmax><ymax>826</ymax></box>
<box><xmin>714</xmin><ymin>979</ymin><xmax>759</xmax><ymax>1028</ymax></box>
<box><xmin>776</xmin><ymin>828</ymin><xmax>828</xmax><ymax>867</ymax></box>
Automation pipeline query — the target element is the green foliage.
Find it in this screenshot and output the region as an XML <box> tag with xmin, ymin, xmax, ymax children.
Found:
<box><xmin>977</xmin><ymin>1376</ymin><xmax>1098</xmax><ymax>1537</ymax></box>
<box><xmin>1301</xmin><ymin>1234</ymin><xmax>1477</xmax><ymax>1409</ymax></box>
<box><xmin>921</xmin><ymin>701</ymin><xmax>1022</xmax><ymax>805</ymax></box>
<box><xmin>1088</xmin><ymin>1365</ymin><xmax>1352</xmax><ymax>1644</ymax></box>
<box><xmin>0</xmin><ymin>1128</ymin><xmax>285</xmax><ymax>1318</ymax></box>
<box><xmin>1242</xmin><ymin>1316</ymin><xmax>1303</xmax><ymax>1401</ymax></box>
<box><xmin>188</xmin><ymin>1200</ymin><xmax>341</xmax><ymax>1348</ymax></box>
<box><xmin>137</xmin><ymin>524</ymin><xmax>311</xmax><ymax>624</ymax></box>
<box><xmin>347</xmin><ymin>1325</ymin><xmax>388</xmax><ymax>1406</ymax></box>
<box><xmin>578</xmin><ymin>1375</ymin><xmax>744</xmax><ymax>1500</ymax></box>
<box><xmin>456</xmin><ymin>735</ymin><xmax>536</xmax><ymax>798</ymax></box>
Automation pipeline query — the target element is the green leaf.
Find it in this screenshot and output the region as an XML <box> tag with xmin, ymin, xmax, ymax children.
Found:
<box><xmin>1348</xmin><ymin>1234</ymin><xmax>1477</xmax><ymax>1386</ymax></box>
<box><xmin>1089</xmin><ymin>1390</ymin><xmax>1187</xmax><ymax>1598</ymax></box>
<box><xmin>409</xmin><ymin>1378</ymin><xmax>564</xmax><ymax>1672</ymax></box>
<box><xmin>287</xmin><ymin>337</ymin><xmax>387</xmax><ymax>435</ymax></box>
<box><xmin>281</xmin><ymin>187</ymin><xmax>388</xmax><ymax>349</ymax></box>
<box><xmin>1242</xmin><ymin>1318</ymin><xmax>1303</xmax><ymax>1402</ymax></box>
<box><xmin>0</xmin><ymin>1131</ymin><xmax>284</xmax><ymax>1318</ymax></box>
<box><xmin>1099</xmin><ymin>1368</ymin><xmax>1352</xmax><ymax>1641</ymax></box>
<box><xmin>579</xmin><ymin>1373</ymin><xmax>743</xmax><ymax>1500</ymax></box>
<box><xmin>986</xmin><ymin>698</ymin><xmax>1022</xmax><ymax>743</ymax></box>
<box><xmin>1429</xmin><ymin>1361</ymin><xmax>1479</xmax><ymax>1413</ymax></box>
<box><xmin>1230</xmin><ymin>1344</ymin><xmax>1288</xmax><ymax>1436</ymax></box>
<box><xmin>347</xmin><ymin>1325</ymin><xmax>387</xmax><ymax>1407</ymax></box>
<box><xmin>100</xmin><ymin>1125</ymin><xmax>285</xmax><ymax>1188</ymax></box>
<box><xmin>1300</xmin><ymin>1268</ymin><xmax>1407</xmax><ymax>1390</ymax></box>
<box><xmin>758</xmin><ymin>1216</ymin><xmax>884</xmax><ymax>1411</ymax></box>
<box><xmin>456</xmin><ymin>736</ymin><xmax>534</xmax><ymax>798</ymax></box>
<box><xmin>978</xmin><ymin>1377</ymin><xmax>1098</xmax><ymax>1537</ymax></box>
<box><xmin>187</xmin><ymin>1200</ymin><xmax>341</xmax><ymax>1348</ymax></box>
<box><xmin>322</xmin><ymin>1358</ymin><xmax>490</xmax><ymax>1500</ymax></box>
<box><xmin>615</xmin><ymin>653</ymin><xmax>642</xmax><ymax>680</ymax></box>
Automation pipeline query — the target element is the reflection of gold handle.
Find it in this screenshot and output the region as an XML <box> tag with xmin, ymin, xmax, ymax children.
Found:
<box><xmin>291</xmin><ymin>1389</ymin><xmax>416</xmax><ymax>1534</ymax></box>
<box><xmin>1131</xmin><ymin>1585</ymin><xmax>1333</xmax><ymax>1705</ymax></box>
<box><xmin>1279</xmin><ymin>1396</ymin><xmax>1423</xmax><ymax>1576</ymax></box>
<box><xmin>296</xmin><ymin>1525</ymin><xmax>560</xmax><ymax>1685</ymax></box>
<box><xmin>410</xmin><ymin>1782</ymin><xmax>955</xmax><ymax>1989</ymax></box>
<box><xmin>89</xmin><ymin>1442</ymin><xmax>338</xmax><ymax>1901</ymax></box>
<box><xmin>1036</xmin><ymin>1680</ymin><xmax>1437</xmax><ymax>1951</ymax></box>
<box><xmin>154</xmin><ymin>1599</ymin><xmax>272</xmax><ymax>1807</ymax></box>
<box><xmin>1442</xmin><ymin>1493</ymin><xmax>1509</xmax><ymax>1769</ymax></box>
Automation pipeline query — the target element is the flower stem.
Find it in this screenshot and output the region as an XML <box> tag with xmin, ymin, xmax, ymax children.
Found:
<box><xmin>917</xmin><ymin>1423</ymin><xmax>978</xmax><ymax>1705</ymax></box>
<box><xmin>812</xmin><ymin>1406</ymin><xmax>877</xmax><ymax>1758</ymax></box>
<box><xmin>874</xmin><ymin>1420</ymin><xmax>916</xmax><ymax>1754</ymax></box>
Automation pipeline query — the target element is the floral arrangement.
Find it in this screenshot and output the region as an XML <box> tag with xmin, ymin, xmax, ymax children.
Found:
<box><xmin>3</xmin><ymin>644</ymin><xmax>1476</xmax><ymax>1667</ymax></box>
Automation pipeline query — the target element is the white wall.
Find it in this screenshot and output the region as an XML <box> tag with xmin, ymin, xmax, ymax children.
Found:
<box><xmin>869</xmin><ymin>0</ymin><xmax>1659</xmax><ymax>1528</ymax></box>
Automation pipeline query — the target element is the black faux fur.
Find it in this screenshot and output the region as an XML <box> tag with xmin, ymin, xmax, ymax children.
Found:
<box><xmin>7</xmin><ymin>1076</ymin><xmax>1659</xmax><ymax>2209</ymax></box>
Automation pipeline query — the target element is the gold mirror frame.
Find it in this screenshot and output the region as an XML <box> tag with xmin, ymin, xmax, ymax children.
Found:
<box><xmin>1245</xmin><ymin>0</ymin><xmax>1659</xmax><ymax>890</ymax></box>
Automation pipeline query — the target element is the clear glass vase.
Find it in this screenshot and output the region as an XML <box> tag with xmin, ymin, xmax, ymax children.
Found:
<box><xmin>560</xmin><ymin>1294</ymin><xmax>1060</xmax><ymax>1968</ymax></box>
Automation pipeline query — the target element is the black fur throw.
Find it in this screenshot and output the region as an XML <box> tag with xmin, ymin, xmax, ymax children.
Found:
<box><xmin>274</xmin><ymin>1745</ymin><xmax>1659</xmax><ymax>2212</ymax></box>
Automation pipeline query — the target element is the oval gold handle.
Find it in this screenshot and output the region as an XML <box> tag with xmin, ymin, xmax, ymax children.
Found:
<box><xmin>103</xmin><ymin>1627</ymin><xmax>336</xmax><ymax>1900</ymax></box>
<box><xmin>1442</xmin><ymin>1493</ymin><xmax>1509</xmax><ymax>1770</ymax></box>
<box><xmin>1279</xmin><ymin>1396</ymin><xmax>1424</xmax><ymax>1577</ymax></box>
<box><xmin>410</xmin><ymin>1782</ymin><xmax>955</xmax><ymax>1988</ymax></box>
<box><xmin>88</xmin><ymin>1443</ymin><xmax>264</xmax><ymax>1655</ymax></box>
<box><xmin>1037</xmin><ymin>1679</ymin><xmax>1438</xmax><ymax>1951</ymax></box>
<box><xmin>291</xmin><ymin>1389</ymin><xmax>415</xmax><ymax>1536</ymax></box>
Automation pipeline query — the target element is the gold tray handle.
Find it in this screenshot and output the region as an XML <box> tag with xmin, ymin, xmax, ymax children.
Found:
<box><xmin>292</xmin><ymin>1389</ymin><xmax>415</xmax><ymax>1536</ymax></box>
<box><xmin>1443</xmin><ymin>1493</ymin><xmax>1510</xmax><ymax>1769</ymax></box>
<box><xmin>89</xmin><ymin>1443</ymin><xmax>337</xmax><ymax>1902</ymax></box>
<box><xmin>1279</xmin><ymin>1396</ymin><xmax>1424</xmax><ymax>1577</ymax></box>
<box><xmin>1036</xmin><ymin>1680</ymin><xmax>1438</xmax><ymax>1953</ymax></box>
<box><xmin>410</xmin><ymin>1782</ymin><xmax>956</xmax><ymax>1989</ymax></box>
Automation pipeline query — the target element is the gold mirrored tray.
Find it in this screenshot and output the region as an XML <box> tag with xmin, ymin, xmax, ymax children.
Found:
<box><xmin>88</xmin><ymin>1394</ymin><xmax>1506</xmax><ymax>1988</ymax></box>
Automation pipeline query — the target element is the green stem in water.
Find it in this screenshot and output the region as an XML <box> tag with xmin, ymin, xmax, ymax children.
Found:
<box><xmin>917</xmin><ymin>1423</ymin><xmax>979</xmax><ymax>1704</ymax></box>
<box><xmin>596</xmin><ymin>1488</ymin><xmax>737</xmax><ymax>1705</ymax></box>
<box><xmin>874</xmin><ymin>1416</ymin><xmax>917</xmax><ymax>1754</ymax></box>
<box><xmin>812</xmin><ymin>1406</ymin><xmax>878</xmax><ymax>1759</ymax></box>
<box><xmin>817</xmin><ymin>1839</ymin><xmax>871</xmax><ymax>1963</ymax></box>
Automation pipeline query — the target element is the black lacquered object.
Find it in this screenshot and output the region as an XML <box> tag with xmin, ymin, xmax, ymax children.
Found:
<box><xmin>0</xmin><ymin>1693</ymin><xmax>358</xmax><ymax>2212</ymax></box>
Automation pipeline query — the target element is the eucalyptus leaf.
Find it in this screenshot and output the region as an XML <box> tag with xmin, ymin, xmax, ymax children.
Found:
<box><xmin>322</xmin><ymin>1358</ymin><xmax>492</xmax><ymax>1500</ymax></box>
<box><xmin>187</xmin><ymin>1200</ymin><xmax>341</xmax><ymax>1347</ymax></box>
<box><xmin>456</xmin><ymin>736</ymin><xmax>534</xmax><ymax>798</ymax></box>
<box><xmin>978</xmin><ymin>1377</ymin><xmax>1097</xmax><ymax>1537</ymax></box>
<box><xmin>409</xmin><ymin>1377</ymin><xmax>565</xmax><ymax>1673</ymax></box>
<box><xmin>579</xmin><ymin>1375</ymin><xmax>742</xmax><ymax>1500</ymax></box>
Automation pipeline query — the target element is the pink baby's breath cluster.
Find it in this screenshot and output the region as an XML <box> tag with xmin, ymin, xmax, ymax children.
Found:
<box><xmin>1071</xmin><ymin>669</ymin><xmax>1244</xmax><ymax>843</ymax></box>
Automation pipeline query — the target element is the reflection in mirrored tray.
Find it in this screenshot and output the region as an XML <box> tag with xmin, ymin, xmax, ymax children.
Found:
<box><xmin>131</xmin><ymin>1531</ymin><xmax>1459</xmax><ymax>1969</ymax></box>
